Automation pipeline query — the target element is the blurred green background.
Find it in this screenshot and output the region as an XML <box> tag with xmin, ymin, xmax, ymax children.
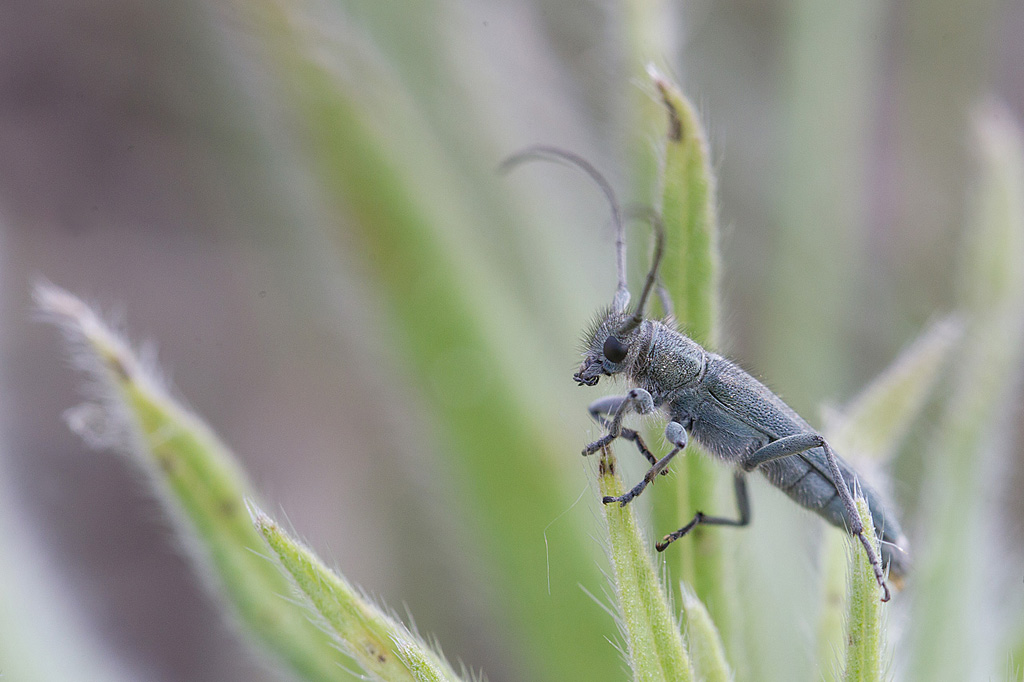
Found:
<box><xmin>1</xmin><ymin>0</ymin><xmax>1023</xmax><ymax>681</ymax></box>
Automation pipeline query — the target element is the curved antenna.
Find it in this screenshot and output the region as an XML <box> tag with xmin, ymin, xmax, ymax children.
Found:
<box><xmin>615</xmin><ymin>206</ymin><xmax>665</xmax><ymax>336</ymax></box>
<box><xmin>499</xmin><ymin>145</ymin><xmax>629</xmax><ymax>311</ymax></box>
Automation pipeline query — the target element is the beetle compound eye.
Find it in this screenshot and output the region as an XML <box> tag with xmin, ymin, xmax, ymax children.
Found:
<box><xmin>603</xmin><ymin>336</ymin><xmax>628</xmax><ymax>363</ymax></box>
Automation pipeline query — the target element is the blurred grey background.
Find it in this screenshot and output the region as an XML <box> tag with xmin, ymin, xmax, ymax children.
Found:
<box><xmin>1</xmin><ymin>0</ymin><xmax>1023</xmax><ymax>680</ymax></box>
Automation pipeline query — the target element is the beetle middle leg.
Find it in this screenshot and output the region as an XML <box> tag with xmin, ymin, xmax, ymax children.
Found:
<box><xmin>603</xmin><ymin>420</ymin><xmax>688</xmax><ymax>507</ymax></box>
<box><xmin>582</xmin><ymin>388</ymin><xmax>655</xmax><ymax>456</ymax></box>
<box><xmin>736</xmin><ymin>432</ymin><xmax>891</xmax><ymax>602</ymax></box>
<box><xmin>656</xmin><ymin>473</ymin><xmax>750</xmax><ymax>550</ymax></box>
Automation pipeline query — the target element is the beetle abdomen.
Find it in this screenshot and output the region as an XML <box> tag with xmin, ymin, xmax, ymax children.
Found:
<box><xmin>762</xmin><ymin>454</ymin><xmax>909</xmax><ymax>581</ymax></box>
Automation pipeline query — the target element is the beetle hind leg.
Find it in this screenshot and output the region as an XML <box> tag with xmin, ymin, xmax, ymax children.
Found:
<box><xmin>656</xmin><ymin>473</ymin><xmax>751</xmax><ymax>551</ymax></box>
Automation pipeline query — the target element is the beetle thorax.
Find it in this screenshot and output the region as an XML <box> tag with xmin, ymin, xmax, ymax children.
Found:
<box><xmin>629</xmin><ymin>320</ymin><xmax>706</xmax><ymax>393</ymax></box>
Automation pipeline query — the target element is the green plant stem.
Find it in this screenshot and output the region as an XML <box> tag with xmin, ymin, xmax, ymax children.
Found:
<box><xmin>767</xmin><ymin>0</ymin><xmax>882</xmax><ymax>409</ymax></box>
<box><xmin>842</xmin><ymin>496</ymin><xmax>884</xmax><ymax>682</ymax></box>
<box><xmin>818</xmin><ymin>315</ymin><xmax>962</xmax><ymax>680</ymax></box>
<box><xmin>598</xmin><ymin>446</ymin><xmax>694</xmax><ymax>682</ymax></box>
<box><xmin>817</xmin><ymin>528</ymin><xmax>849</xmax><ymax>682</ymax></box>
<box><xmin>648</xmin><ymin>68</ymin><xmax>734</xmax><ymax>653</ymax></box>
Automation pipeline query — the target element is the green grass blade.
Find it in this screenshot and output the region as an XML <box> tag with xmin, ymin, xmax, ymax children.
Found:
<box><xmin>598</xmin><ymin>447</ymin><xmax>694</xmax><ymax>682</ymax></box>
<box><xmin>906</xmin><ymin>103</ymin><xmax>1024</xmax><ymax>682</ymax></box>
<box><xmin>680</xmin><ymin>584</ymin><xmax>733</xmax><ymax>682</ymax></box>
<box><xmin>251</xmin><ymin>504</ymin><xmax>465</xmax><ymax>682</ymax></box>
<box><xmin>842</xmin><ymin>495</ymin><xmax>884</xmax><ymax>682</ymax></box>
<box><xmin>826</xmin><ymin>315</ymin><xmax>963</xmax><ymax>463</ymax></box>
<box><xmin>35</xmin><ymin>284</ymin><xmax>356</xmax><ymax>681</ymax></box>
<box><xmin>623</xmin><ymin>2</ymin><xmax>675</xmax><ymax>207</ymax></box>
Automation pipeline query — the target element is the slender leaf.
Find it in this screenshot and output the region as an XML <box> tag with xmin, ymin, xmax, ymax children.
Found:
<box><xmin>680</xmin><ymin>584</ymin><xmax>733</xmax><ymax>682</ymax></box>
<box><xmin>251</xmin><ymin>504</ymin><xmax>465</xmax><ymax>682</ymax></box>
<box><xmin>826</xmin><ymin>315</ymin><xmax>963</xmax><ymax>463</ymax></box>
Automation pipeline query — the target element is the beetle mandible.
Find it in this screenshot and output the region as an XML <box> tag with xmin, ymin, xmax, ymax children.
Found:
<box><xmin>502</xmin><ymin>145</ymin><xmax>909</xmax><ymax>602</ymax></box>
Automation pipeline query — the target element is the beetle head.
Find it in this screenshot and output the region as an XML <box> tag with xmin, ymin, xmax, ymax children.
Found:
<box><xmin>574</xmin><ymin>309</ymin><xmax>639</xmax><ymax>386</ymax></box>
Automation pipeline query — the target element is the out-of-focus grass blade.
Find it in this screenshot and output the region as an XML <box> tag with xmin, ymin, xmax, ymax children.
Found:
<box><xmin>680</xmin><ymin>584</ymin><xmax>733</xmax><ymax>682</ymax></box>
<box><xmin>766</xmin><ymin>0</ymin><xmax>882</xmax><ymax>407</ymax></box>
<box><xmin>842</xmin><ymin>495</ymin><xmax>884</xmax><ymax>682</ymax></box>
<box><xmin>598</xmin><ymin>446</ymin><xmax>694</xmax><ymax>682</ymax></box>
<box><xmin>1012</xmin><ymin>632</ymin><xmax>1024</xmax><ymax>681</ymax></box>
<box><xmin>234</xmin><ymin>3</ymin><xmax>622</xmax><ymax>680</ymax></box>
<box><xmin>817</xmin><ymin>528</ymin><xmax>848</xmax><ymax>682</ymax></box>
<box><xmin>251</xmin><ymin>504</ymin><xmax>465</xmax><ymax>682</ymax></box>
<box><xmin>623</xmin><ymin>2</ymin><xmax>675</xmax><ymax>203</ymax></box>
<box><xmin>906</xmin><ymin>103</ymin><xmax>1024</xmax><ymax>682</ymax></box>
<box><xmin>648</xmin><ymin>66</ymin><xmax>735</xmax><ymax>650</ymax></box>
<box><xmin>826</xmin><ymin>315</ymin><xmax>963</xmax><ymax>463</ymax></box>
<box><xmin>36</xmin><ymin>284</ymin><xmax>356</xmax><ymax>682</ymax></box>
<box><xmin>817</xmin><ymin>315</ymin><xmax>962</xmax><ymax>678</ymax></box>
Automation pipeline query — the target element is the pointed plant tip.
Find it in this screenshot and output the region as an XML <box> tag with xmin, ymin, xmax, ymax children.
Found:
<box><xmin>244</xmin><ymin>499</ymin><xmax>271</xmax><ymax>531</ymax></box>
<box><xmin>34</xmin><ymin>280</ymin><xmax>94</xmax><ymax>329</ymax></box>
<box><xmin>34</xmin><ymin>279</ymin><xmax>141</xmax><ymax>389</ymax></box>
<box><xmin>852</xmin><ymin>478</ymin><xmax>864</xmax><ymax>501</ymax></box>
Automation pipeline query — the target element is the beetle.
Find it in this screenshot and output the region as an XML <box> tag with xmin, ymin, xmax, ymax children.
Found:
<box><xmin>503</xmin><ymin>145</ymin><xmax>908</xmax><ymax>601</ymax></box>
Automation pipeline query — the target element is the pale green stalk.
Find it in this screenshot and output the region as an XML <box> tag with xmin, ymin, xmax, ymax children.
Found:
<box><xmin>623</xmin><ymin>0</ymin><xmax>675</xmax><ymax>208</ymax></box>
<box><xmin>842</xmin><ymin>496</ymin><xmax>884</xmax><ymax>682</ymax></box>
<box><xmin>36</xmin><ymin>284</ymin><xmax>355</xmax><ymax>681</ymax></box>
<box><xmin>598</xmin><ymin>446</ymin><xmax>694</xmax><ymax>682</ymax></box>
<box><xmin>251</xmin><ymin>505</ymin><xmax>464</xmax><ymax>682</ymax></box>
<box><xmin>648</xmin><ymin>67</ymin><xmax>734</xmax><ymax>653</ymax></box>
<box><xmin>817</xmin><ymin>315</ymin><xmax>962</xmax><ymax>679</ymax></box>
<box><xmin>768</xmin><ymin>0</ymin><xmax>883</xmax><ymax>407</ymax></box>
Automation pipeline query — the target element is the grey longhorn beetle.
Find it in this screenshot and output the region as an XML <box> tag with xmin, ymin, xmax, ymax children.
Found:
<box><xmin>502</xmin><ymin>145</ymin><xmax>908</xmax><ymax>602</ymax></box>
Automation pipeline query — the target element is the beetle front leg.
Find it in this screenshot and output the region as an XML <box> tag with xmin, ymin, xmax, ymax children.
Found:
<box><xmin>603</xmin><ymin>420</ymin><xmax>688</xmax><ymax>507</ymax></box>
<box><xmin>582</xmin><ymin>388</ymin><xmax>654</xmax><ymax>456</ymax></box>
<box><xmin>587</xmin><ymin>395</ymin><xmax>662</xmax><ymax>470</ymax></box>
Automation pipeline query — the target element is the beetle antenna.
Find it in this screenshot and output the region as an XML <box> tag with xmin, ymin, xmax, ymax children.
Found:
<box><xmin>616</xmin><ymin>206</ymin><xmax>665</xmax><ymax>336</ymax></box>
<box><xmin>500</xmin><ymin>145</ymin><xmax>629</xmax><ymax>311</ymax></box>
